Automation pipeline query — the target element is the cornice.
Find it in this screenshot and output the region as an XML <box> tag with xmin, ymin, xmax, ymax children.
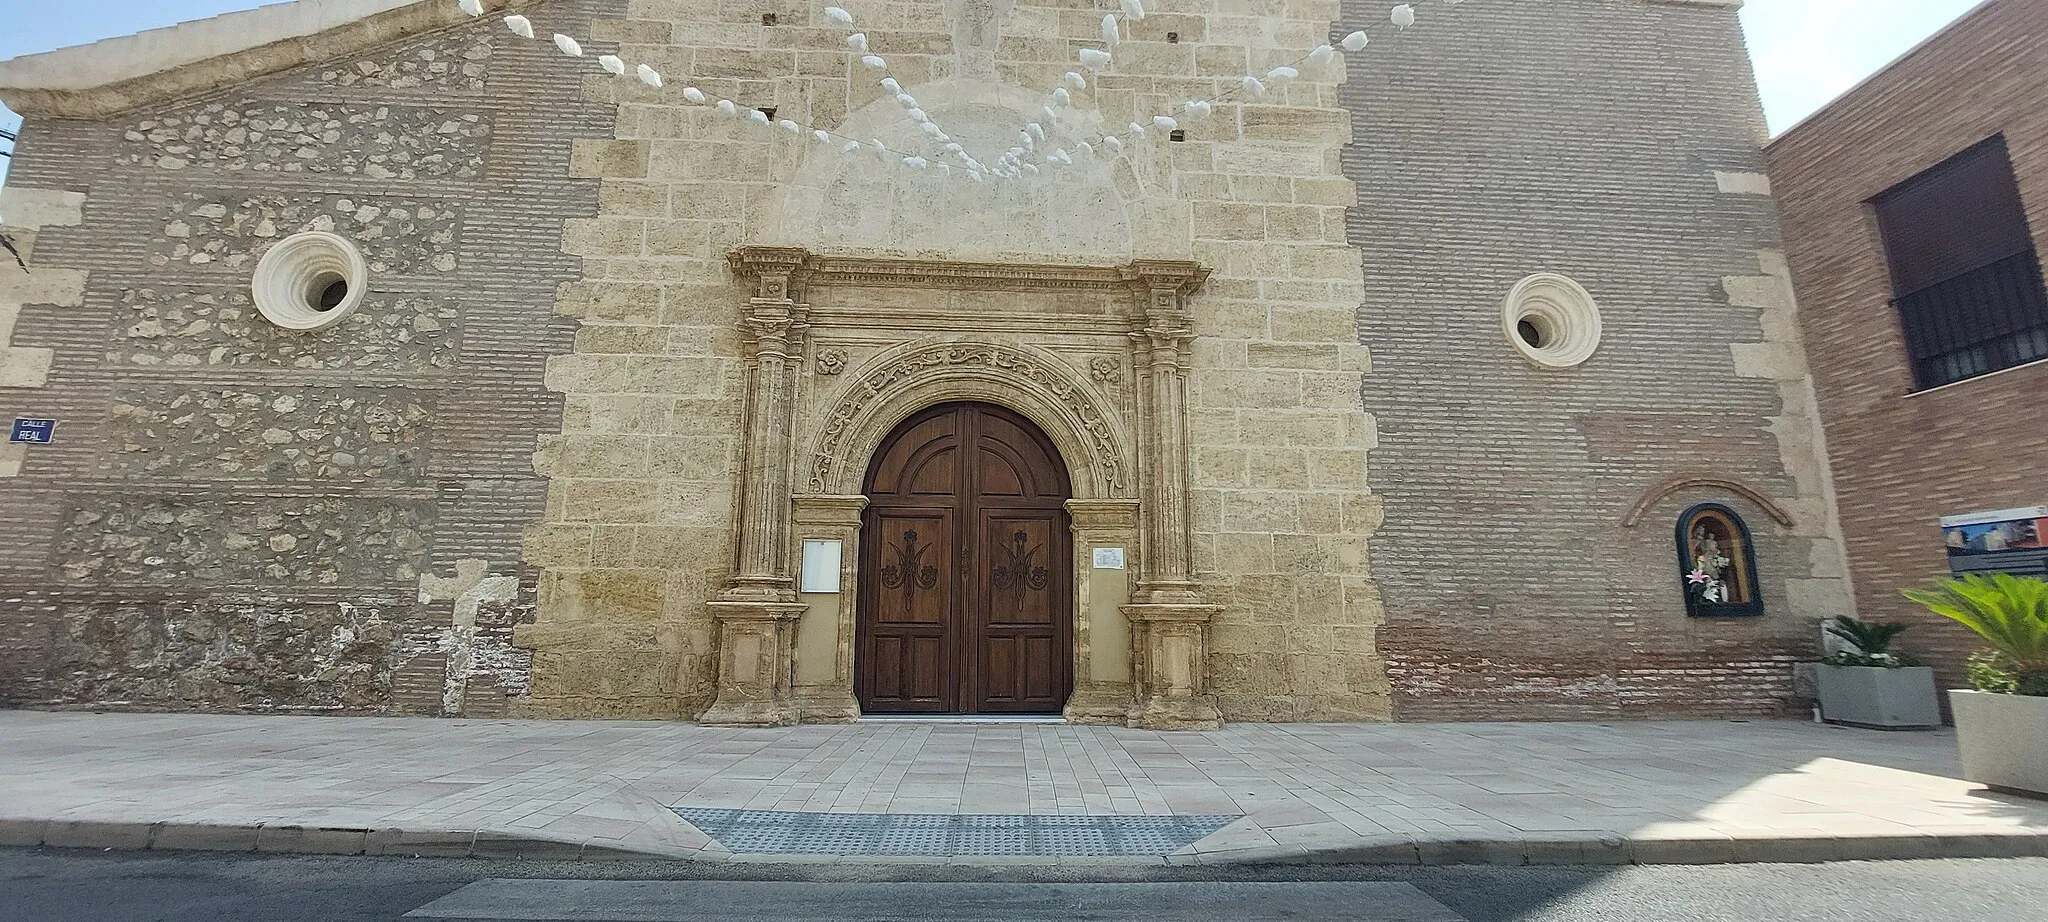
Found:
<box><xmin>726</xmin><ymin>247</ymin><xmax>1209</xmax><ymax>299</ymax></box>
<box><xmin>0</xmin><ymin>1</ymin><xmax>539</xmax><ymax>119</ymax></box>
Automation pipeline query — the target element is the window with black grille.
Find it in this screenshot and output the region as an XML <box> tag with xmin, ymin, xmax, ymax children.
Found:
<box><xmin>1872</xmin><ymin>135</ymin><xmax>2048</xmax><ymax>389</ymax></box>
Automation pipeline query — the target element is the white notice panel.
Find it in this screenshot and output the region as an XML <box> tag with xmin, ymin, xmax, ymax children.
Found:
<box><xmin>1091</xmin><ymin>547</ymin><xmax>1126</xmax><ymax>570</ymax></box>
<box><xmin>800</xmin><ymin>539</ymin><xmax>843</xmax><ymax>592</ymax></box>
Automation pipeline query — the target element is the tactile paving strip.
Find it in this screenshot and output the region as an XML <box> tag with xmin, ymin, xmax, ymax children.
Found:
<box><xmin>671</xmin><ymin>808</ymin><xmax>1242</xmax><ymax>856</ymax></box>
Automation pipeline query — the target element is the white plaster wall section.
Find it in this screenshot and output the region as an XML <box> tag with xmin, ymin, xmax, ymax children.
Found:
<box><xmin>1715</xmin><ymin>171</ymin><xmax>1774</xmax><ymax>196</ymax></box>
<box><xmin>418</xmin><ymin>558</ymin><xmax>521</xmax><ymax>715</ymax></box>
<box><xmin>1</xmin><ymin>187</ymin><xmax>89</xmax><ymax>454</ymax></box>
<box><xmin>0</xmin><ymin>186</ymin><xmax>85</xmax><ymax>230</ymax></box>
<box><xmin>1725</xmin><ymin>250</ymin><xmax>1857</xmax><ymax>619</ymax></box>
<box><xmin>760</xmin><ymin>77</ymin><xmax>1138</xmax><ymax>264</ymax></box>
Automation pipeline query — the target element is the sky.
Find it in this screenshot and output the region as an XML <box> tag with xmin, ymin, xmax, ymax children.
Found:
<box><xmin>0</xmin><ymin>0</ymin><xmax>1997</xmax><ymax>185</ymax></box>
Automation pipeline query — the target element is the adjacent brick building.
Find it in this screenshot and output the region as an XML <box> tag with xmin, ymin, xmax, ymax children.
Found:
<box><xmin>1</xmin><ymin>0</ymin><xmax>1851</xmax><ymax>724</ymax></box>
<box><xmin>1767</xmin><ymin>0</ymin><xmax>2048</xmax><ymax>693</ymax></box>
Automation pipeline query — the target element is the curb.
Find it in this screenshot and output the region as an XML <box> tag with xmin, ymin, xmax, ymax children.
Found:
<box><xmin>0</xmin><ymin>819</ymin><xmax>644</xmax><ymax>862</ymax></box>
<box><xmin>1263</xmin><ymin>830</ymin><xmax>2048</xmax><ymax>867</ymax></box>
<box><xmin>4</xmin><ymin>818</ymin><xmax>2046</xmax><ymax>867</ymax></box>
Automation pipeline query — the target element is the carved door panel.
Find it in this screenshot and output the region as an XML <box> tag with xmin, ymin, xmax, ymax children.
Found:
<box><xmin>862</xmin><ymin>512</ymin><xmax>953</xmax><ymax>711</ymax></box>
<box><xmin>976</xmin><ymin>513</ymin><xmax>1066</xmax><ymax>711</ymax></box>
<box><xmin>859</xmin><ymin>403</ymin><xmax>1071</xmax><ymax>714</ymax></box>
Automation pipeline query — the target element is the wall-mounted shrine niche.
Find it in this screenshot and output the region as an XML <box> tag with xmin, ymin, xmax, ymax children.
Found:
<box><xmin>1677</xmin><ymin>503</ymin><xmax>1764</xmax><ymax>618</ymax></box>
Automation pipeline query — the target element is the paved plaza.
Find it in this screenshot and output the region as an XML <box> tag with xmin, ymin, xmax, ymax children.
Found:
<box><xmin>2</xmin><ymin>712</ymin><xmax>2045</xmax><ymax>866</ymax></box>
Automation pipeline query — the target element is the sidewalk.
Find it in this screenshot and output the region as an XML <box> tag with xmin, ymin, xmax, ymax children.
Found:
<box><xmin>2</xmin><ymin>711</ymin><xmax>2045</xmax><ymax>867</ymax></box>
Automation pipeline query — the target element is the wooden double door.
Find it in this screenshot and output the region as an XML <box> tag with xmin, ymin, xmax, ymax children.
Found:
<box><xmin>858</xmin><ymin>403</ymin><xmax>1073</xmax><ymax>714</ymax></box>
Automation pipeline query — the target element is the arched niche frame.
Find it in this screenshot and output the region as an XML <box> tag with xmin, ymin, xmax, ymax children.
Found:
<box><xmin>1675</xmin><ymin>502</ymin><xmax>1766</xmax><ymax>619</ymax></box>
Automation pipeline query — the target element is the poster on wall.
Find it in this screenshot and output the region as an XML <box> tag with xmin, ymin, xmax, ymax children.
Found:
<box><xmin>1940</xmin><ymin>507</ymin><xmax>2048</xmax><ymax>574</ymax></box>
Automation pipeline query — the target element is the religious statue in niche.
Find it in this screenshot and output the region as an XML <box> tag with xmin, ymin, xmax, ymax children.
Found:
<box><xmin>1676</xmin><ymin>504</ymin><xmax>1764</xmax><ymax>617</ymax></box>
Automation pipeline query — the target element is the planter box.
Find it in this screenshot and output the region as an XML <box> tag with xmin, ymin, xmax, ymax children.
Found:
<box><xmin>1816</xmin><ymin>665</ymin><xmax>1940</xmax><ymax>729</ymax></box>
<box><xmin>1950</xmin><ymin>689</ymin><xmax>2048</xmax><ymax>796</ymax></box>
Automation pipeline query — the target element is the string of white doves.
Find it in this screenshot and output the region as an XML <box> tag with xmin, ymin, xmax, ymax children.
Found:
<box><xmin>455</xmin><ymin>0</ymin><xmax>1460</xmax><ymax>181</ymax></box>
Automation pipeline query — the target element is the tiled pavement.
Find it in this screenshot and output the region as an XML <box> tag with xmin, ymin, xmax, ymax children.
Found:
<box><xmin>2</xmin><ymin>711</ymin><xmax>2045</xmax><ymax>866</ymax></box>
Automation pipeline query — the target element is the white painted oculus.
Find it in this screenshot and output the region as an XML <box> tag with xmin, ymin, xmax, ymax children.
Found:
<box><xmin>1502</xmin><ymin>273</ymin><xmax>1602</xmax><ymax>368</ymax></box>
<box><xmin>251</xmin><ymin>231</ymin><xmax>369</xmax><ymax>332</ymax></box>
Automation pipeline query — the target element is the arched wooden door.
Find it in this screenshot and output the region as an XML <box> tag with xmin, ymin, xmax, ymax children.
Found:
<box><xmin>858</xmin><ymin>402</ymin><xmax>1073</xmax><ymax>714</ymax></box>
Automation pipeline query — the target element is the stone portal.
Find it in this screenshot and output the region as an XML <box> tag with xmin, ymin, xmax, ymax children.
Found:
<box><xmin>700</xmin><ymin>249</ymin><xmax>1222</xmax><ymax>729</ymax></box>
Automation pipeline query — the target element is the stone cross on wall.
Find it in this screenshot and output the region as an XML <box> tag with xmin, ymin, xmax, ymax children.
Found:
<box><xmin>946</xmin><ymin>0</ymin><xmax>1013</xmax><ymax>80</ymax></box>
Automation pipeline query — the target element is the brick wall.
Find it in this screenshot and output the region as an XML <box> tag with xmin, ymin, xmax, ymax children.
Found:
<box><xmin>1766</xmin><ymin>0</ymin><xmax>2048</xmax><ymax>692</ymax></box>
<box><xmin>1343</xmin><ymin>0</ymin><xmax>1852</xmax><ymax>719</ymax></box>
<box><xmin>0</xmin><ymin>0</ymin><xmax>622</xmax><ymax>714</ymax></box>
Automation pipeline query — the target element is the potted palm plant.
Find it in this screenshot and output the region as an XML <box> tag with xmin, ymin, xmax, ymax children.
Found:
<box><xmin>1903</xmin><ymin>573</ymin><xmax>2048</xmax><ymax>796</ymax></box>
<box><xmin>1815</xmin><ymin>616</ymin><xmax>1940</xmax><ymax>729</ymax></box>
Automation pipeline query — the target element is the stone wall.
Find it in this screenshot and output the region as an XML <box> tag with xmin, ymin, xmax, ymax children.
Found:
<box><xmin>523</xmin><ymin>0</ymin><xmax>1389</xmax><ymax>721</ymax></box>
<box><xmin>1342</xmin><ymin>0</ymin><xmax>1853</xmax><ymax>719</ymax></box>
<box><xmin>1766</xmin><ymin>0</ymin><xmax>2048</xmax><ymax>696</ymax></box>
<box><xmin>0</xmin><ymin>0</ymin><xmax>621</xmax><ymax>714</ymax></box>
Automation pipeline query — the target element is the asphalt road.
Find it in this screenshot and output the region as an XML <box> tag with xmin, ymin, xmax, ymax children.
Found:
<box><xmin>4</xmin><ymin>848</ymin><xmax>2046</xmax><ymax>921</ymax></box>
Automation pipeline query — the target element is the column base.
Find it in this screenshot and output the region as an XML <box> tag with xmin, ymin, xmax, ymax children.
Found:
<box><xmin>1122</xmin><ymin>601</ymin><xmax>1223</xmax><ymax>731</ymax></box>
<box><xmin>794</xmin><ymin>686</ymin><xmax>862</xmax><ymax>724</ymax></box>
<box><xmin>1127</xmin><ymin>693</ymin><xmax>1223</xmax><ymax>731</ymax></box>
<box><xmin>1062</xmin><ymin>682</ymin><xmax>1135</xmax><ymax>726</ymax></box>
<box><xmin>699</xmin><ymin>600</ymin><xmax>807</xmax><ymax>727</ymax></box>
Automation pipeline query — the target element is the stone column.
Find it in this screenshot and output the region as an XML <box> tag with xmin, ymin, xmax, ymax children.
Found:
<box><xmin>1120</xmin><ymin>261</ymin><xmax>1222</xmax><ymax>730</ymax></box>
<box><xmin>701</xmin><ymin>247</ymin><xmax>814</xmax><ymax>726</ymax></box>
<box><xmin>789</xmin><ymin>493</ymin><xmax>869</xmax><ymax>723</ymax></box>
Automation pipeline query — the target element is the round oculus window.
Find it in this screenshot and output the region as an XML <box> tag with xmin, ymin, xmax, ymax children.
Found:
<box><xmin>1502</xmin><ymin>272</ymin><xmax>1601</xmax><ymax>368</ymax></box>
<box><xmin>250</xmin><ymin>231</ymin><xmax>369</xmax><ymax>332</ymax></box>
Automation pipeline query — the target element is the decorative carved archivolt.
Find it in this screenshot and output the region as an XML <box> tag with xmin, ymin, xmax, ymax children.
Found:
<box><xmin>810</xmin><ymin>338</ymin><xmax>1133</xmax><ymax>497</ymax></box>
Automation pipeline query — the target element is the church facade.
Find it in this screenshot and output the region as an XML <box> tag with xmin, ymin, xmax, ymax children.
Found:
<box><xmin>0</xmin><ymin>0</ymin><xmax>1851</xmax><ymax>726</ymax></box>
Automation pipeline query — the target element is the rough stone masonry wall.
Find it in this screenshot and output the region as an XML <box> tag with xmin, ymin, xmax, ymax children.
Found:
<box><xmin>1766</xmin><ymin>0</ymin><xmax>2048</xmax><ymax>696</ymax></box>
<box><xmin>522</xmin><ymin>0</ymin><xmax>1387</xmax><ymax>721</ymax></box>
<box><xmin>1343</xmin><ymin>0</ymin><xmax>1853</xmax><ymax>719</ymax></box>
<box><xmin>0</xmin><ymin>0</ymin><xmax>620</xmax><ymax>714</ymax></box>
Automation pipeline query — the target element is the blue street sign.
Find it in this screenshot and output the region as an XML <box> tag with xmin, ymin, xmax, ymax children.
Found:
<box><xmin>10</xmin><ymin>418</ymin><xmax>55</xmax><ymax>443</ymax></box>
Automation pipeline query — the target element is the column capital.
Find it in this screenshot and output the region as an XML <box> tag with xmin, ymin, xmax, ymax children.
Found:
<box><xmin>1121</xmin><ymin>259</ymin><xmax>1210</xmax><ymax>301</ymax></box>
<box><xmin>1123</xmin><ymin>261</ymin><xmax>1204</xmax><ymax>366</ymax></box>
<box><xmin>1064</xmin><ymin>498</ymin><xmax>1140</xmax><ymax>533</ymax></box>
<box><xmin>727</xmin><ymin>245</ymin><xmax>815</xmax><ymax>302</ymax></box>
<box><xmin>740</xmin><ymin>298</ymin><xmax>807</xmax><ymax>361</ymax></box>
<box><xmin>793</xmin><ymin>494</ymin><xmax>869</xmax><ymax>529</ymax></box>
